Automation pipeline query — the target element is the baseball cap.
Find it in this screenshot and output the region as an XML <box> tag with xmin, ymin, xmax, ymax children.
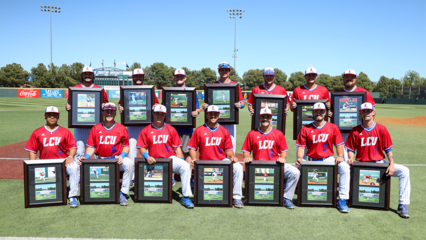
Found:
<box><xmin>153</xmin><ymin>104</ymin><xmax>167</xmax><ymax>113</ymax></box>
<box><xmin>305</xmin><ymin>67</ymin><xmax>318</xmax><ymax>75</ymax></box>
<box><xmin>132</xmin><ymin>68</ymin><xmax>144</xmax><ymax>76</ymax></box>
<box><xmin>218</xmin><ymin>62</ymin><xmax>231</xmax><ymax>69</ymax></box>
<box><xmin>312</xmin><ymin>102</ymin><xmax>326</xmax><ymax>110</ymax></box>
<box><xmin>82</xmin><ymin>66</ymin><xmax>94</xmax><ymax>73</ymax></box>
<box><xmin>263</xmin><ymin>67</ymin><xmax>275</xmax><ymax>75</ymax></box>
<box><xmin>45</xmin><ymin>106</ymin><xmax>60</xmax><ymax>114</ymax></box>
<box><xmin>344</xmin><ymin>69</ymin><xmax>357</xmax><ymax>76</ymax></box>
<box><xmin>174</xmin><ymin>69</ymin><xmax>186</xmax><ymax>76</ymax></box>
<box><xmin>207</xmin><ymin>105</ymin><xmax>220</xmax><ymax>113</ymax></box>
<box><xmin>259</xmin><ymin>108</ymin><xmax>272</xmax><ymax>115</ymax></box>
<box><xmin>103</xmin><ymin>103</ymin><xmax>117</xmax><ymax>111</ymax></box>
<box><xmin>359</xmin><ymin>102</ymin><xmax>373</xmax><ymax>111</ymax></box>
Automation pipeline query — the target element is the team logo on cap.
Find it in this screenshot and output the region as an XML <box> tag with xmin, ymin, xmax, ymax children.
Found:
<box><xmin>160</xmin><ymin>106</ymin><xmax>163</xmax><ymax>110</ymax></box>
<box><xmin>310</xmin><ymin>68</ymin><xmax>313</xmax><ymax>71</ymax></box>
<box><xmin>348</xmin><ymin>70</ymin><xmax>351</xmax><ymax>73</ymax></box>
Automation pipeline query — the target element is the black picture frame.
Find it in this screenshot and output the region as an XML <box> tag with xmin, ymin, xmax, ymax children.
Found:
<box><xmin>134</xmin><ymin>158</ymin><xmax>173</xmax><ymax>203</ymax></box>
<box><xmin>80</xmin><ymin>160</ymin><xmax>119</xmax><ymax>204</ymax></box>
<box><xmin>23</xmin><ymin>159</ymin><xmax>67</xmax><ymax>208</ymax></box>
<box><xmin>162</xmin><ymin>87</ymin><xmax>196</xmax><ymax>128</ymax></box>
<box><xmin>68</xmin><ymin>87</ymin><xmax>104</xmax><ymax>128</ymax></box>
<box><xmin>204</xmin><ymin>83</ymin><xmax>239</xmax><ymax>124</ymax></box>
<box><xmin>251</xmin><ymin>94</ymin><xmax>287</xmax><ymax>134</ymax></box>
<box><xmin>297</xmin><ymin>161</ymin><xmax>337</xmax><ymax>207</ymax></box>
<box><xmin>194</xmin><ymin>160</ymin><xmax>233</xmax><ymax>207</ymax></box>
<box><xmin>293</xmin><ymin>99</ymin><xmax>328</xmax><ymax>140</ymax></box>
<box><xmin>349</xmin><ymin>162</ymin><xmax>390</xmax><ymax>210</ymax></box>
<box><xmin>120</xmin><ymin>85</ymin><xmax>155</xmax><ymax>126</ymax></box>
<box><xmin>244</xmin><ymin>161</ymin><xmax>284</xmax><ymax>206</ymax></box>
<box><xmin>331</xmin><ymin>92</ymin><xmax>366</xmax><ymax>133</ymax></box>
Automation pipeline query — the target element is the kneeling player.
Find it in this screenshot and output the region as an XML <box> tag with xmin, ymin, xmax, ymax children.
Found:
<box><xmin>242</xmin><ymin>108</ymin><xmax>300</xmax><ymax>209</ymax></box>
<box><xmin>188</xmin><ymin>105</ymin><xmax>244</xmax><ymax>209</ymax></box>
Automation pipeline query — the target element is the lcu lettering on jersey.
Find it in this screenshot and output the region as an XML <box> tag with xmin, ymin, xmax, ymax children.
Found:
<box><xmin>153</xmin><ymin>135</ymin><xmax>169</xmax><ymax>144</ymax></box>
<box><xmin>312</xmin><ymin>134</ymin><xmax>329</xmax><ymax>143</ymax></box>
<box><xmin>86</xmin><ymin>122</ymin><xmax>129</xmax><ymax>157</ymax></box>
<box><xmin>136</xmin><ymin>123</ymin><xmax>182</xmax><ymax>159</ymax></box>
<box><xmin>188</xmin><ymin>124</ymin><xmax>233</xmax><ymax>161</ymax></box>
<box><xmin>242</xmin><ymin>128</ymin><xmax>288</xmax><ymax>161</ymax></box>
<box><xmin>42</xmin><ymin>137</ymin><xmax>61</xmax><ymax>147</ymax></box>
<box><xmin>258</xmin><ymin>140</ymin><xmax>275</xmax><ymax>149</ymax></box>
<box><xmin>99</xmin><ymin>136</ymin><xmax>117</xmax><ymax>145</ymax></box>
<box><xmin>360</xmin><ymin>137</ymin><xmax>378</xmax><ymax>146</ymax></box>
<box><xmin>303</xmin><ymin>95</ymin><xmax>320</xmax><ymax>100</ymax></box>
<box><xmin>205</xmin><ymin>137</ymin><xmax>222</xmax><ymax>146</ymax></box>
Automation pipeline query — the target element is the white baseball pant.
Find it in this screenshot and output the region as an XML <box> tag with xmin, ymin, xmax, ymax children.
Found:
<box><xmin>170</xmin><ymin>156</ymin><xmax>192</xmax><ymax>197</ymax></box>
<box><xmin>222</xmin><ymin>124</ymin><xmax>236</xmax><ymax>154</ymax></box>
<box><xmin>95</xmin><ymin>156</ymin><xmax>134</xmax><ymax>195</ymax></box>
<box><xmin>283</xmin><ymin>163</ymin><xmax>300</xmax><ymax>200</ymax></box>
<box><xmin>74</xmin><ymin>128</ymin><xmax>91</xmax><ymax>161</ymax></box>
<box><xmin>66</xmin><ymin>160</ymin><xmax>80</xmax><ymax>198</ymax></box>
<box><xmin>222</xmin><ymin>158</ymin><xmax>243</xmax><ymax>200</ymax></box>
<box><xmin>342</xmin><ymin>133</ymin><xmax>351</xmax><ymax>161</ymax></box>
<box><xmin>127</xmin><ymin>126</ymin><xmax>146</xmax><ymax>163</ymax></box>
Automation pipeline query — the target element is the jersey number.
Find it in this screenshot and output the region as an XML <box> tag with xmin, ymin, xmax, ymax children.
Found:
<box><xmin>111</xmin><ymin>146</ymin><xmax>117</xmax><ymax>154</ymax></box>
<box><xmin>323</xmin><ymin>144</ymin><xmax>327</xmax><ymax>152</ymax></box>
<box><xmin>374</xmin><ymin>147</ymin><xmax>377</xmax><ymax>155</ymax></box>
<box><xmin>217</xmin><ymin>147</ymin><xmax>223</xmax><ymax>155</ymax></box>
<box><xmin>165</xmin><ymin>145</ymin><xmax>171</xmax><ymax>153</ymax></box>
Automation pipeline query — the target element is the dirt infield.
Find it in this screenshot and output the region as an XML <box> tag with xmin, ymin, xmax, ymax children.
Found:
<box><xmin>205</xmin><ymin>180</ymin><xmax>224</xmax><ymax>183</ymax></box>
<box><xmin>377</xmin><ymin>116</ymin><xmax>426</xmax><ymax>126</ymax></box>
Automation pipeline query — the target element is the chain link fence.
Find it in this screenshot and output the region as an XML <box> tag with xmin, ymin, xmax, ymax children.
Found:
<box><xmin>387</xmin><ymin>86</ymin><xmax>426</xmax><ymax>99</ymax></box>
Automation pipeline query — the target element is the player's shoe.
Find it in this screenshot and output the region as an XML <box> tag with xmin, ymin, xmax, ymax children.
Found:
<box><xmin>172</xmin><ymin>178</ymin><xmax>175</xmax><ymax>186</ymax></box>
<box><xmin>119</xmin><ymin>192</ymin><xmax>128</xmax><ymax>206</ymax></box>
<box><xmin>283</xmin><ymin>198</ymin><xmax>295</xmax><ymax>209</ymax></box>
<box><xmin>397</xmin><ymin>204</ymin><xmax>410</xmax><ymax>218</ymax></box>
<box><xmin>69</xmin><ymin>197</ymin><xmax>79</xmax><ymax>208</ymax></box>
<box><xmin>233</xmin><ymin>199</ymin><xmax>244</xmax><ymax>209</ymax></box>
<box><xmin>337</xmin><ymin>199</ymin><xmax>350</xmax><ymax>213</ymax></box>
<box><xmin>180</xmin><ymin>197</ymin><xmax>194</xmax><ymax>209</ymax></box>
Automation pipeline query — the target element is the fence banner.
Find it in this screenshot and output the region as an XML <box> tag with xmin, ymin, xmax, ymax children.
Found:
<box><xmin>41</xmin><ymin>89</ymin><xmax>63</xmax><ymax>98</ymax></box>
<box><xmin>108</xmin><ymin>90</ymin><xmax>121</xmax><ymax>99</ymax></box>
<box><xmin>64</xmin><ymin>89</ymin><xmax>69</xmax><ymax>99</ymax></box>
<box><xmin>18</xmin><ymin>89</ymin><xmax>39</xmax><ymax>98</ymax></box>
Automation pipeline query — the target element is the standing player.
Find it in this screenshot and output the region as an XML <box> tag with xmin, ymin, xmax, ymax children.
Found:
<box><xmin>247</xmin><ymin>67</ymin><xmax>290</xmax><ymax>116</ymax></box>
<box><xmin>39</xmin><ymin>171</ymin><xmax>45</xmax><ymax>181</ymax></box>
<box><xmin>212</xmin><ymin>171</ymin><xmax>220</xmax><ymax>182</ymax></box>
<box><xmin>93</xmin><ymin>169</ymin><xmax>98</xmax><ymax>179</ymax></box>
<box><xmin>136</xmin><ymin>104</ymin><xmax>194</xmax><ymax>209</ymax></box>
<box><xmin>222</xmin><ymin>91</ymin><xmax>226</xmax><ymax>103</ymax></box>
<box><xmin>345</xmin><ymin>102</ymin><xmax>411</xmax><ymax>218</ymax></box>
<box><xmin>188</xmin><ymin>105</ymin><xmax>244</xmax><ymax>209</ymax></box>
<box><xmin>295</xmin><ymin>103</ymin><xmax>351</xmax><ymax>213</ymax></box>
<box><xmin>86</xmin><ymin>95</ymin><xmax>92</xmax><ymax>107</ymax></box>
<box><xmin>342</xmin><ymin>102</ymin><xmax>350</xmax><ymax>111</ymax></box>
<box><xmin>363</xmin><ymin>175</ymin><xmax>370</xmax><ymax>184</ymax></box>
<box><xmin>80</xmin><ymin>103</ymin><xmax>134</xmax><ymax>206</ymax></box>
<box><xmin>131</xmin><ymin>93</ymin><xmax>137</xmax><ymax>104</ymax></box>
<box><xmin>25</xmin><ymin>106</ymin><xmax>80</xmax><ymax>208</ymax></box>
<box><xmin>263</xmin><ymin>172</ymin><xmax>268</xmax><ymax>182</ymax></box>
<box><xmin>174</xmin><ymin>96</ymin><xmax>179</xmax><ymax>106</ymax></box>
<box><xmin>312</xmin><ymin>170</ymin><xmax>319</xmax><ymax>183</ymax></box>
<box><xmin>242</xmin><ymin>108</ymin><xmax>300</xmax><ymax>209</ymax></box>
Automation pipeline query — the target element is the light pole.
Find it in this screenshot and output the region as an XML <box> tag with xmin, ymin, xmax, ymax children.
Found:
<box><xmin>41</xmin><ymin>5</ymin><xmax>61</xmax><ymax>66</ymax></box>
<box><xmin>227</xmin><ymin>9</ymin><xmax>245</xmax><ymax>72</ymax></box>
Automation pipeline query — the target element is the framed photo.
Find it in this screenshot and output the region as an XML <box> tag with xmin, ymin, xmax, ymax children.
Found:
<box><xmin>251</xmin><ymin>94</ymin><xmax>287</xmax><ymax>134</ymax></box>
<box><xmin>297</xmin><ymin>161</ymin><xmax>337</xmax><ymax>207</ymax></box>
<box><xmin>204</xmin><ymin>83</ymin><xmax>239</xmax><ymax>124</ymax></box>
<box><xmin>349</xmin><ymin>162</ymin><xmax>390</xmax><ymax>210</ymax></box>
<box><xmin>68</xmin><ymin>87</ymin><xmax>104</xmax><ymax>128</ymax></box>
<box><xmin>162</xmin><ymin>87</ymin><xmax>196</xmax><ymax>128</ymax></box>
<box><xmin>120</xmin><ymin>85</ymin><xmax>155</xmax><ymax>126</ymax></box>
<box><xmin>80</xmin><ymin>160</ymin><xmax>119</xmax><ymax>204</ymax></box>
<box><xmin>244</xmin><ymin>161</ymin><xmax>284</xmax><ymax>206</ymax></box>
<box><xmin>134</xmin><ymin>158</ymin><xmax>173</xmax><ymax>203</ymax></box>
<box><xmin>194</xmin><ymin>160</ymin><xmax>233</xmax><ymax>207</ymax></box>
<box><xmin>331</xmin><ymin>92</ymin><xmax>366</xmax><ymax>133</ymax></box>
<box><xmin>23</xmin><ymin>159</ymin><xmax>67</xmax><ymax>208</ymax></box>
<box><xmin>293</xmin><ymin>99</ymin><xmax>328</xmax><ymax>140</ymax></box>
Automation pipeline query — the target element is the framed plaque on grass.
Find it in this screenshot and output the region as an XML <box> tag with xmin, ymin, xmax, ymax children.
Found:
<box><xmin>162</xmin><ymin>87</ymin><xmax>196</xmax><ymax>128</ymax></box>
<box><xmin>68</xmin><ymin>87</ymin><xmax>104</xmax><ymax>128</ymax></box>
<box><xmin>120</xmin><ymin>85</ymin><xmax>155</xmax><ymax>126</ymax></box>
<box><xmin>251</xmin><ymin>94</ymin><xmax>287</xmax><ymax>134</ymax></box>
<box><xmin>204</xmin><ymin>83</ymin><xmax>239</xmax><ymax>124</ymax></box>
<box><xmin>293</xmin><ymin>99</ymin><xmax>328</xmax><ymax>140</ymax></box>
<box><xmin>331</xmin><ymin>92</ymin><xmax>366</xmax><ymax>133</ymax></box>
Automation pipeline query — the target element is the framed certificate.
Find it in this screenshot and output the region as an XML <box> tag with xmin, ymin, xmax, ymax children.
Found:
<box><xmin>120</xmin><ymin>85</ymin><xmax>155</xmax><ymax>126</ymax></box>
<box><xmin>134</xmin><ymin>158</ymin><xmax>173</xmax><ymax>203</ymax></box>
<box><xmin>297</xmin><ymin>161</ymin><xmax>337</xmax><ymax>207</ymax></box>
<box><xmin>251</xmin><ymin>94</ymin><xmax>287</xmax><ymax>134</ymax></box>
<box><xmin>162</xmin><ymin>87</ymin><xmax>196</xmax><ymax>128</ymax></box>
<box><xmin>244</xmin><ymin>161</ymin><xmax>284</xmax><ymax>206</ymax></box>
<box><xmin>80</xmin><ymin>160</ymin><xmax>119</xmax><ymax>204</ymax></box>
<box><xmin>349</xmin><ymin>162</ymin><xmax>390</xmax><ymax>210</ymax></box>
<box><xmin>23</xmin><ymin>159</ymin><xmax>67</xmax><ymax>208</ymax></box>
<box><xmin>194</xmin><ymin>160</ymin><xmax>233</xmax><ymax>207</ymax></box>
<box><xmin>204</xmin><ymin>83</ymin><xmax>239</xmax><ymax>124</ymax></box>
<box><xmin>293</xmin><ymin>99</ymin><xmax>328</xmax><ymax>140</ymax></box>
<box><xmin>331</xmin><ymin>92</ymin><xmax>366</xmax><ymax>133</ymax></box>
<box><xmin>68</xmin><ymin>87</ymin><xmax>104</xmax><ymax>128</ymax></box>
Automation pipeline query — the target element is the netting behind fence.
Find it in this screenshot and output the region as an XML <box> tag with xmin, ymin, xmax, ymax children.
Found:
<box><xmin>387</xmin><ymin>86</ymin><xmax>426</xmax><ymax>99</ymax></box>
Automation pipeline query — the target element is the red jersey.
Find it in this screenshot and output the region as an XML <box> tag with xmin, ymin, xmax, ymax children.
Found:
<box><xmin>247</xmin><ymin>84</ymin><xmax>290</xmax><ymax>105</ymax></box>
<box><xmin>242</xmin><ymin>128</ymin><xmax>288</xmax><ymax>161</ymax></box>
<box><xmin>345</xmin><ymin>122</ymin><xmax>393</xmax><ymax>162</ymax></box>
<box><xmin>86</xmin><ymin>122</ymin><xmax>129</xmax><ymax>157</ymax></box>
<box><xmin>136</xmin><ymin>123</ymin><xmax>181</xmax><ymax>158</ymax></box>
<box><xmin>339</xmin><ymin>86</ymin><xmax>376</xmax><ymax>106</ymax></box>
<box><xmin>71</xmin><ymin>83</ymin><xmax>109</xmax><ymax>103</ymax></box>
<box><xmin>214</xmin><ymin>80</ymin><xmax>244</xmax><ymax>102</ymax></box>
<box><xmin>40</xmin><ymin>172</ymin><xmax>44</xmax><ymax>176</ymax></box>
<box><xmin>290</xmin><ymin>84</ymin><xmax>330</xmax><ymax>104</ymax></box>
<box><xmin>25</xmin><ymin>126</ymin><xmax>77</xmax><ymax>159</ymax></box>
<box><xmin>188</xmin><ymin>124</ymin><xmax>233</xmax><ymax>160</ymax></box>
<box><xmin>296</xmin><ymin>122</ymin><xmax>344</xmax><ymax>159</ymax></box>
<box><xmin>118</xmin><ymin>93</ymin><xmax>159</xmax><ymax>106</ymax></box>
<box><xmin>263</xmin><ymin>173</ymin><xmax>268</xmax><ymax>177</ymax></box>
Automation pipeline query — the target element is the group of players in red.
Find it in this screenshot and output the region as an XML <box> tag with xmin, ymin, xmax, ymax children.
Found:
<box><xmin>25</xmin><ymin>64</ymin><xmax>410</xmax><ymax>218</ymax></box>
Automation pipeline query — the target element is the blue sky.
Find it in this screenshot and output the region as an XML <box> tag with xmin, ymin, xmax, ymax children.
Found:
<box><xmin>1</xmin><ymin>0</ymin><xmax>425</xmax><ymax>82</ymax></box>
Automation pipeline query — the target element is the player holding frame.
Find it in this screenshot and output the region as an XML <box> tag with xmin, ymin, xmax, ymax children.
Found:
<box><xmin>136</xmin><ymin>104</ymin><xmax>194</xmax><ymax>209</ymax></box>
<box><xmin>80</xmin><ymin>103</ymin><xmax>134</xmax><ymax>206</ymax></box>
<box><xmin>345</xmin><ymin>102</ymin><xmax>411</xmax><ymax>218</ymax></box>
<box><xmin>188</xmin><ymin>105</ymin><xmax>244</xmax><ymax>209</ymax></box>
<box><xmin>242</xmin><ymin>108</ymin><xmax>301</xmax><ymax>209</ymax></box>
<box><xmin>295</xmin><ymin>102</ymin><xmax>351</xmax><ymax>213</ymax></box>
<box><xmin>25</xmin><ymin>106</ymin><xmax>80</xmax><ymax>208</ymax></box>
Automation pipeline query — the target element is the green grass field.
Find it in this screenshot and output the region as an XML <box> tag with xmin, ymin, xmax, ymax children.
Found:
<box><xmin>339</xmin><ymin>120</ymin><xmax>357</xmax><ymax>127</ymax></box>
<box><xmin>204</xmin><ymin>176</ymin><xmax>223</xmax><ymax>182</ymax></box>
<box><xmin>90</xmin><ymin>174</ymin><xmax>109</xmax><ymax>182</ymax></box>
<box><xmin>359</xmin><ymin>195</ymin><xmax>380</xmax><ymax>203</ymax></box>
<box><xmin>308</xmin><ymin>177</ymin><xmax>327</xmax><ymax>184</ymax></box>
<box><xmin>35</xmin><ymin>192</ymin><xmax>56</xmax><ymax>200</ymax></box>
<box><xmin>144</xmin><ymin>190</ymin><xmax>163</xmax><ymax>197</ymax></box>
<box><xmin>204</xmin><ymin>193</ymin><xmax>223</xmax><ymax>200</ymax></box>
<box><xmin>129</xmin><ymin>114</ymin><xmax>146</xmax><ymax>120</ymax></box>
<box><xmin>255</xmin><ymin>176</ymin><xmax>274</xmax><ymax>183</ymax></box>
<box><xmin>90</xmin><ymin>191</ymin><xmax>110</xmax><ymax>198</ymax></box>
<box><xmin>171</xmin><ymin>115</ymin><xmax>187</xmax><ymax>122</ymax></box>
<box><xmin>219</xmin><ymin>112</ymin><xmax>230</xmax><ymax>118</ymax></box>
<box><xmin>254</xmin><ymin>193</ymin><xmax>274</xmax><ymax>200</ymax></box>
<box><xmin>77</xmin><ymin>116</ymin><xmax>95</xmax><ymax>122</ymax></box>
<box><xmin>34</xmin><ymin>178</ymin><xmax>55</xmax><ymax>183</ymax></box>
<box><xmin>308</xmin><ymin>194</ymin><xmax>327</xmax><ymax>201</ymax></box>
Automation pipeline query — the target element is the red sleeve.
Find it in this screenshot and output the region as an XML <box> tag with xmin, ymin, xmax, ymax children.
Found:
<box><xmin>187</xmin><ymin>129</ymin><xmax>199</xmax><ymax>150</ymax></box>
<box><xmin>118</xmin><ymin>99</ymin><xmax>122</xmax><ymax>106</ymax></box>
<box><xmin>25</xmin><ymin>131</ymin><xmax>39</xmax><ymax>153</ymax></box>
<box><xmin>66</xmin><ymin>131</ymin><xmax>77</xmax><ymax>150</ymax></box>
<box><xmin>247</xmin><ymin>88</ymin><xmax>256</xmax><ymax>105</ymax></box>
<box><xmin>154</xmin><ymin>94</ymin><xmax>159</xmax><ymax>104</ymax></box>
<box><xmin>103</xmin><ymin>90</ymin><xmax>109</xmax><ymax>103</ymax></box>
<box><xmin>224</xmin><ymin>129</ymin><xmax>234</xmax><ymax>151</ymax></box>
<box><xmin>170</xmin><ymin>126</ymin><xmax>182</xmax><ymax>147</ymax></box>
<box><xmin>136</xmin><ymin>129</ymin><xmax>148</xmax><ymax>149</ymax></box>
<box><xmin>323</xmin><ymin>88</ymin><xmax>331</xmax><ymax>102</ymax></box>
<box><xmin>296</xmin><ymin>127</ymin><xmax>307</xmax><ymax>147</ymax></box>
<box><xmin>237</xmin><ymin>85</ymin><xmax>244</xmax><ymax>102</ymax></box>
<box><xmin>381</xmin><ymin>126</ymin><xmax>393</xmax><ymax>151</ymax></box>
<box><xmin>122</xmin><ymin>127</ymin><xmax>130</xmax><ymax>146</ymax></box>
<box><xmin>333</xmin><ymin>125</ymin><xmax>344</xmax><ymax>146</ymax></box>
<box><xmin>86</xmin><ymin>127</ymin><xmax>96</xmax><ymax>148</ymax></box>
<box><xmin>290</xmin><ymin>88</ymin><xmax>298</xmax><ymax>104</ymax></box>
<box><xmin>281</xmin><ymin>88</ymin><xmax>291</xmax><ymax>104</ymax></box>
<box><xmin>366</xmin><ymin>91</ymin><xmax>376</xmax><ymax>106</ymax></box>
<box><xmin>241</xmin><ymin>132</ymin><xmax>252</xmax><ymax>153</ymax></box>
<box><xmin>345</xmin><ymin>129</ymin><xmax>357</xmax><ymax>152</ymax></box>
<box><xmin>278</xmin><ymin>133</ymin><xmax>288</xmax><ymax>152</ymax></box>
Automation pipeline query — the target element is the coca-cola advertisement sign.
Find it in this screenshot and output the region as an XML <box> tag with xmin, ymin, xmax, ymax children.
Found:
<box><xmin>64</xmin><ymin>89</ymin><xmax>69</xmax><ymax>99</ymax></box>
<box><xmin>18</xmin><ymin>89</ymin><xmax>40</xmax><ymax>98</ymax></box>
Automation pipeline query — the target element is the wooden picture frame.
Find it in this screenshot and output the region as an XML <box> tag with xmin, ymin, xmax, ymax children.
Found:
<box><xmin>204</xmin><ymin>83</ymin><xmax>239</xmax><ymax>124</ymax></box>
<box><xmin>120</xmin><ymin>85</ymin><xmax>155</xmax><ymax>126</ymax></box>
<box><xmin>134</xmin><ymin>158</ymin><xmax>173</xmax><ymax>203</ymax></box>
<box><xmin>244</xmin><ymin>161</ymin><xmax>284</xmax><ymax>206</ymax></box>
<box><xmin>23</xmin><ymin>159</ymin><xmax>67</xmax><ymax>208</ymax></box>
<box><xmin>330</xmin><ymin>92</ymin><xmax>366</xmax><ymax>133</ymax></box>
<box><xmin>162</xmin><ymin>87</ymin><xmax>197</xmax><ymax>128</ymax></box>
<box><xmin>251</xmin><ymin>94</ymin><xmax>287</xmax><ymax>134</ymax></box>
<box><xmin>68</xmin><ymin>87</ymin><xmax>104</xmax><ymax>128</ymax></box>
<box><xmin>293</xmin><ymin>99</ymin><xmax>328</xmax><ymax>140</ymax></box>
<box><xmin>194</xmin><ymin>160</ymin><xmax>233</xmax><ymax>207</ymax></box>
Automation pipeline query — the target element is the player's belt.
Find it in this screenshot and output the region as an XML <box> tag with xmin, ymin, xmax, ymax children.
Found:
<box><xmin>307</xmin><ymin>156</ymin><xmax>332</xmax><ymax>161</ymax></box>
<box><xmin>98</xmin><ymin>156</ymin><xmax>117</xmax><ymax>159</ymax></box>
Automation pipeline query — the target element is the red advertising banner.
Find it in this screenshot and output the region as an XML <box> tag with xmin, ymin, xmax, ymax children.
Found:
<box><xmin>18</xmin><ymin>89</ymin><xmax>40</xmax><ymax>98</ymax></box>
<box><xmin>64</xmin><ymin>89</ymin><xmax>69</xmax><ymax>99</ymax></box>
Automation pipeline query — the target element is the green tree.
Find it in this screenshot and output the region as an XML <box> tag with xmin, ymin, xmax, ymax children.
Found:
<box><xmin>241</xmin><ymin>69</ymin><xmax>263</xmax><ymax>90</ymax></box>
<box><xmin>287</xmin><ymin>71</ymin><xmax>305</xmax><ymax>90</ymax></box>
<box><xmin>228</xmin><ymin>66</ymin><xmax>242</xmax><ymax>85</ymax></box>
<box><xmin>144</xmin><ymin>62</ymin><xmax>174</xmax><ymax>88</ymax></box>
<box><xmin>0</xmin><ymin>63</ymin><xmax>31</xmax><ymax>87</ymax></box>
<box><xmin>401</xmin><ymin>70</ymin><xmax>424</xmax><ymax>86</ymax></box>
<box><xmin>126</xmin><ymin>62</ymin><xmax>142</xmax><ymax>72</ymax></box>
<box><xmin>184</xmin><ymin>67</ymin><xmax>217</xmax><ymax>90</ymax></box>
<box><xmin>317</xmin><ymin>74</ymin><xmax>344</xmax><ymax>92</ymax></box>
<box><xmin>274</xmin><ymin>69</ymin><xmax>290</xmax><ymax>90</ymax></box>
<box><xmin>356</xmin><ymin>72</ymin><xmax>375</xmax><ymax>91</ymax></box>
<box><xmin>373</xmin><ymin>75</ymin><xmax>402</xmax><ymax>98</ymax></box>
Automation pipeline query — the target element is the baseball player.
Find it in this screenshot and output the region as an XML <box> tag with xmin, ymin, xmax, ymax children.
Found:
<box><xmin>25</xmin><ymin>106</ymin><xmax>80</xmax><ymax>208</ymax></box>
<box><xmin>136</xmin><ymin>104</ymin><xmax>194</xmax><ymax>209</ymax></box>
<box><xmin>263</xmin><ymin>172</ymin><xmax>268</xmax><ymax>182</ymax></box>
<box><xmin>188</xmin><ymin>105</ymin><xmax>244</xmax><ymax>209</ymax></box>
<box><xmin>295</xmin><ymin>102</ymin><xmax>351</xmax><ymax>213</ymax></box>
<box><xmin>131</xmin><ymin>94</ymin><xmax>137</xmax><ymax>104</ymax></box>
<box><xmin>345</xmin><ymin>102</ymin><xmax>411</xmax><ymax>218</ymax></box>
<box><xmin>247</xmin><ymin>67</ymin><xmax>291</xmax><ymax>116</ymax></box>
<box><xmin>212</xmin><ymin>171</ymin><xmax>220</xmax><ymax>182</ymax></box>
<box><xmin>86</xmin><ymin>95</ymin><xmax>92</xmax><ymax>107</ymax></box>
<box><xmin>342</xmin><ymin>102</ymin><xmax>350</xmax><ymax>111</ymax></box>
<box><xmin>65</xmin><ymin>66</ymin><xmax>109</xmax><ymax>163</ymax></box>
<box><xmin>174</xmin><ymin>97</ymin><xmax>179</xmax><ymax>106</ymax></box>
<box><xmin>80</xmin><ymin>103</ymin><xmax>134</xmax><ymax>206</ymax></box>
<box><xmin>312</xmin><ymin>170</ymin><xmax>319</xmax><ymax>183</ymax></box>
<box><xmin>222</xmin><ymin>91</ymin><xmax>226</xmax><ymax>103</ymax></box>
<box><xmin>39</xmin><ymin>171</ymin><xmax>45</xmax><ymax>181</ymax></box>
<box><xmin>93</xmin><ymin>169</ymin><xmax>98</xmax><ymax>179</ymax></box>
<box><xmin>202</xmin><ymin>62</ymin><xmax>245</xmax><ymax>154</ymax></box>
<box><xmin>242</xmin><ymin>108</ymin><xmax>300</xmax><ymax>209</ymax></box>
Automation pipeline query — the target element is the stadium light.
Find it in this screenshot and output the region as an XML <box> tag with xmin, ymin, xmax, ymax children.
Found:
<box><xmin>40</xmin><ymin>5</ymin><xmax>61</xmax><ymax>66</ymax></box>
<box><xmin>227</xmin><ymin>9</ymin><xmax>245</xmax><ymax>72</ymax></box>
